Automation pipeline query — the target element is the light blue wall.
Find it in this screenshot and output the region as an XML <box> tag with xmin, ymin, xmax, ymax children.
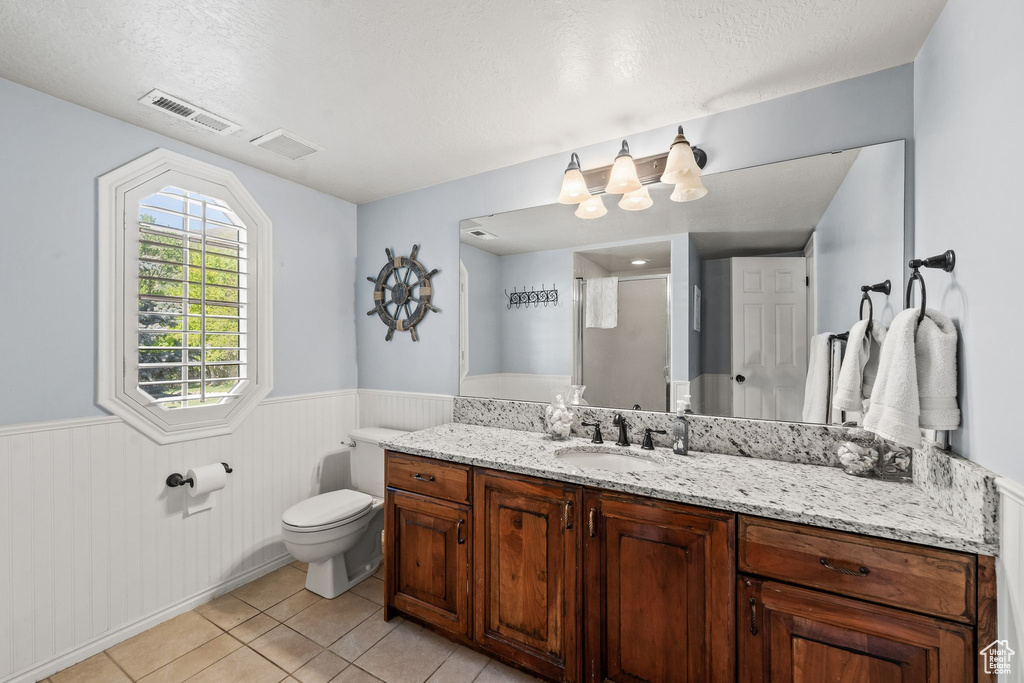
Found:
<box><xmin>914</xmin><ymin>0</ymin><xmax>1024</xmax><ymax>482</ymax></box>
<box><xmin>0</xmin><ymin>78</ymin><xmax>359</xmax><ymax>426</ymax></box>
<box><xmin>668</xmin><ymin>235</ymin><xmax>691</xmax><ymax>383</ymax></box>
<box><xmin>815</xmin><ymin>141</ymin><xmax>905</xmax><ymax>334</ymax></box>
<box><xmin>498</xmin><ymin>250</ymin><xmax>573</xmax><ymax>375</ymax></box>
<box><xmin>357</xmin><ymin>65</ymin><xmax>914</xmax><ymax>395</ymax></box>
<box><xmin>459</xmin><ymin>244</ymin><xmax>501</xmax><ymax>375</ymax></box>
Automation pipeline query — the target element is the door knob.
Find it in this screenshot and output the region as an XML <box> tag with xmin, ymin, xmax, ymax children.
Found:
<box><xmin>735</xmin><ymin>374</ymin><xmax>746</xmax><ymax>384</ymax></box>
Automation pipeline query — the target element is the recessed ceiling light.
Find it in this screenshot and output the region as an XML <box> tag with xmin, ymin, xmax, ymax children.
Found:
<box><xmin>631</xmin><ymin>259</ymin><xmax>648</xmax><ymax>265</ymax></box>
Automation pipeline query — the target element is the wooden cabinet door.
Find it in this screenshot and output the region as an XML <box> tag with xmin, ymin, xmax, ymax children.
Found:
<box><xmin>584</xmin><ymin>491</ymin><xmax>735</xmax><ymax>683</ymax></box>
<box><xmin>738</xmin><ymin>577</ymin><xmax>974</xmax><ymax>683</ymax></box>
<box><xmin>386</xmin><ymin>488</ymin><xmax>471</xmax><ymax>636</ymax></box>
<box><xmin>474</xmin><ymin>470</ymin><xmax>582</xmax><ymax>682</ymax></box>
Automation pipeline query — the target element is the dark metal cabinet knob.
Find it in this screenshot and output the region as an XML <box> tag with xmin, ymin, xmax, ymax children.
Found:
<box><xmin>735</xmin><ymin>374</ymin><xmax>746</xmax><ymax>384</ymax></box>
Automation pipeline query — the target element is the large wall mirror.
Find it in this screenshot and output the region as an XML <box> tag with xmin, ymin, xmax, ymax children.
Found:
<box><xmin>458</xmin><ymin>140</ymin><xmax>905</xmax><ymax>425</ymax></box>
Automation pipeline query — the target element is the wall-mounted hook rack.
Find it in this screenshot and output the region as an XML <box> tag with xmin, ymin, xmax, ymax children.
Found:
<box><xmin>506</xmin><ymin>284</ymin><xmax>559</xmax><ymax>309</ymax></box>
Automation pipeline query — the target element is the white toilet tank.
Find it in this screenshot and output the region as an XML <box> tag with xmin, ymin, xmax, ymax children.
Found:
<box><xmin>349</xmin><ymin>427</ymin><xmax>408</xmax><ymax>498</ymax></box>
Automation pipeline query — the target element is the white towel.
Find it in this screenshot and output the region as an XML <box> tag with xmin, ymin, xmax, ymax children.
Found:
<box><xmin>862</xmin><ymin>309</ymin><xmax>918</xmax><ymax>446</ymax></box>
<box><xmin>917</xmin><ymin>309</ymin><xmax>960</xmax><ymax>430</ymax></box>
<box><xmin>864</xmin><ymin>308</ymin><xmax>960</xmax><ymax>447</ymax></box>
<box><xmin>833</xmin><ymin>320</ymin><xmax>887</xmax><ymax>418</ymax></box>
<box><xmin>802</xmin><ymin>333</ymin><xmax>840</xmax><ymax>424</ymax></box>
<box><xmin>861</xmin><ymin>323</ymin><xmax>887</xmax><ymax>403</ymax></box>
<box><xmin>586</xmin><ymin>277</ymin><xmax>618</xmax><ymax>329</ymax></box>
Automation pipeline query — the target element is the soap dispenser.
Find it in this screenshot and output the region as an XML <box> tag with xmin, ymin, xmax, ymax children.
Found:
<box><xmin>672</xmin><ymin>396</ymin><xmax>693</xmax><ymax>455</ymax></box>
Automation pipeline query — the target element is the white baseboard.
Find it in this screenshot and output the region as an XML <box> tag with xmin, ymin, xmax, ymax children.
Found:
<box><xmin>4</xmin><ymin>554</ymin><xmax>293</xmax><ymax>683</ymax></box>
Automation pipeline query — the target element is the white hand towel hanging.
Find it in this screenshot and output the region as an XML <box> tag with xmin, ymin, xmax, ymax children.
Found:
<box><xmin>802</xmin><ymin>332</ymin><xmax>839</xmax><ymax>424</ymax></box>
<box><xmin>586</xmin><ymin>277</ymin><xmax>618</xmax><ymax>329</ymax></box>
<box><xmin>864</xmin><ymin>307</ymin><xmax>959</xmax><ymax>447</ymax></box>
<box><xmin>916</xmin><ymin>309</ymin><xmax>960</xmax><ymax>431</ymax></box>
<box><xmin>833</xmin><ymin>320</ymin><xmax>887</xmax><ymax>420</ymax></box>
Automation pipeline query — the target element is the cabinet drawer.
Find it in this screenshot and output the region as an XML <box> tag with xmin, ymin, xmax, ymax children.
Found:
<box><xmin>738</xmin><ymin>516</ymin><xmax>976</xmax><ymax>623</ymax></box>
<box><xmin>386</xmin><ymin>452</ymin><xmax>471</xmax><ymax>503</ymax></box>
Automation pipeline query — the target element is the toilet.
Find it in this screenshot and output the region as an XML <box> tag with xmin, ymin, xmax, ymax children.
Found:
<box><xmin>282</xmin><ymin>427</ymin><xmax>407</xmax><ymax>598</ymax></box>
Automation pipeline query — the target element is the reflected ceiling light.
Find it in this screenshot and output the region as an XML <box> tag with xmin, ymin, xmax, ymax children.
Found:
<box><xmin>661</xmin><ymin>126</ymin><xmax>708</xmax><ymax>188</ymax></box>
<box><xmin>605</xmin><ymin>140</ymin><xmax>642</xmax><ymax>194</ymax></box>
<box><xmin>631</xmin><ymin>259</ymin><xmax>648</xmax><ymax>265</ymax></box>
<box><xmin>575</xmin><ymin>194</ymin><xmax>607</xmax><ymax>219</ymax></box>
<box><xmin>619</xmin><ymin>185</ymin><xmax>653</xmax><ymax>211</ymax></box>
<box><xmin>557</xmin><ymin>153</ymin><xmax>590</xmax><ymax>204</ymax></box>
<box><xmin>670</xmin><ymin>172</ymin><xmax>708</xmax><ymax>202</ymax></box>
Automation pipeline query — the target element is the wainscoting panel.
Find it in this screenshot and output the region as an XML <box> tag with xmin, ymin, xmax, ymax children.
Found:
<box><xmin>997</xmin><ymin>477</ymin><xmax>1024</xmax><ymax>680</ymax></box>
<box><xmin>357</xmin><ymin>389</ymin><xmax>454</xmax><ymax>432</ymax></box>
<box><xmin>0</xmin><ymin>390</ymin><xmax>357</xmax><ymax>683</ymax></box>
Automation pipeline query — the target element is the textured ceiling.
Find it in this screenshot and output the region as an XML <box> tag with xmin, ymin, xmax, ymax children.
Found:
<box><xmin>461</xmin><ymin>147</ymin><xmax>860</xmax><ymax>256</ymax></box>
<box><xmin>0</xmin><ymin>0</ymin><xmax>942</xmax><ymax>203</ymax></box>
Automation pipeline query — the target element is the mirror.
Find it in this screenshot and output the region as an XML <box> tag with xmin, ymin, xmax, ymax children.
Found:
<box><xmin>459</xmin><ymin>140</ymin><xmax>905</xmax><ymax>425</ymax></box>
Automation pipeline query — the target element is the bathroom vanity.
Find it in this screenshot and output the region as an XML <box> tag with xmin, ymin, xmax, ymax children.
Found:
<box><xmin>380</xmin><ymin>420</ymin><xmax>997</xmax><ymax>683</ymax></box>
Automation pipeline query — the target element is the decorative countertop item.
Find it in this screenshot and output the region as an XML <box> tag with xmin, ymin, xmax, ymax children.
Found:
<box><xmin>545</xmin><ymin>393</ymin><xmax>574</xmax><ymax>440</ymax></box>
<box><xmin>366</xmin><ymin>244</ymin><xmax>439</xmax><ymax>341</ymax></box>
<box><xmin>566</xmin><ymin>384</ymin><xmax>588</xmax><ymax>406</ymax></box>
<box><xmin>838</xmin><ymin>440</ymin><xmax>880</xmax><ymax>477</ymax></box>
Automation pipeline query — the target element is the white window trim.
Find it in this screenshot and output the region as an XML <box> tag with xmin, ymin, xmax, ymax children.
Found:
<box><xmin>98</xmin><ymin>148</ymin><xmax>274</xmax><ymax>444</ymax></box>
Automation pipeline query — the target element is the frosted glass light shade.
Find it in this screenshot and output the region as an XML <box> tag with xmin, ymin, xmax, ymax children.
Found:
<box><xmin>661</xmin><ymin>140</ymin><xmax>702</xmax><ymax>184</ymax></box>
<box><xmin>557</xmin><ymin>153</ymin><xmax>589</xmax><ymax>204</ymax></box>
<box><xmin>670</xmin><ymin>173</ymin><xmax>708</xmax><ymax>202</ymax></box>
<box><xmin>618</xmin><ymin>185</ymin><xmax>653</xmax><ymax>211</ymax></box>
<box><xmin>558</xmin><ymin>168</ymin><xmax>589</xmax><ymax>204</ymax></box>
<box><xmin>575</xmin><ymin>194</ymin><xmax>607</xmax><ymax>219</ymax></box>
<box><xmin>605</xmin><ymin>141</ymin><xmax>642</xmax><ymax>194</ymax></box>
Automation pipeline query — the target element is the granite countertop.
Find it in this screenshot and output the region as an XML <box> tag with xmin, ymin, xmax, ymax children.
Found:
<box><xmin>381</xmin><ymin>422</ymin><xmax>995</xmax><ymax>555</ymax></box>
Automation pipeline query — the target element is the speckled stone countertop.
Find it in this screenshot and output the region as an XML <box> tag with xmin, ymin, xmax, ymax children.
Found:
<box><xmin>381</xmin><ymin>422</ymin><xmax>996</xmax><ymax>556</ymax></box>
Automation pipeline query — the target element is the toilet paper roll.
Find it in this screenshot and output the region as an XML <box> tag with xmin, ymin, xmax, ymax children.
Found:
<box><xmin>186</xmin><ymin>463</ymin><xmax>228</xmax><ymax>497</ymax></box>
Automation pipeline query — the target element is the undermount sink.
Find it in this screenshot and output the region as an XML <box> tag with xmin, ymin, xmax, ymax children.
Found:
<box><xmin>554</xmin><ymin>447</ymin><xmax>664</xmax><ymax>473</ymax></box>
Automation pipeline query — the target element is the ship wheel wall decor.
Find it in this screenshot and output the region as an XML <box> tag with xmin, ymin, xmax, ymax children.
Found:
<box><xmin>366</xmin><ymin>244</ymin><xmax>440</xmax><ymax>342</ymax></box>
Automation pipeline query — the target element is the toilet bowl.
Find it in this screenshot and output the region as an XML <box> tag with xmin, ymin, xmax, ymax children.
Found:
<box><xmin>282</xmin><ymin>427</ymin><xmax>407</xmax><ymax>598</ymax></box>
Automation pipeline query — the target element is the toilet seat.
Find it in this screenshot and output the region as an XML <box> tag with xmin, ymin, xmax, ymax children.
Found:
<box><xmin>283</xmin><ymin>489</ymin><xmax>373</xmax><ymax>533</ymax></box>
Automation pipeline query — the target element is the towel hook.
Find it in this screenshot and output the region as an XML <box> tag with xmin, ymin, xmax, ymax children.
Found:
<box><xmin>859</xmin><ymin>280</ymin><xmax>891</xmax><ymax>325</ymax></box>
<box><xmin>905</xmin><ymin>250</ymin><xmax>955</xmax><ymax>326</ymax></box>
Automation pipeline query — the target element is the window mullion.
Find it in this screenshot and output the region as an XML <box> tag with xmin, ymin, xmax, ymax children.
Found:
<box><xmin>180</xmin><ymin>209</ymin><xmax>189</xmax><ymax>403</ymax></box>
<box><xmin>200</xmin><ymin>199</ymin><xmax>208</xmax><ymax>403</ymax></box>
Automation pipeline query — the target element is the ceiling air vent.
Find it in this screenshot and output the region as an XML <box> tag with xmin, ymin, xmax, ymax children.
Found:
<box><xmin>464</xmin><ymin>228</ymin><xmax>497</xmax><ymax>240</ymax></box>
<box><xmin>250</xmin><ymin>128</ymin><xmax>324</xmax><ymax>160</ymax></box>
<box><xmin>138</xmin><ymin>89</ymin><xmax>241</xmax><ymax>135</ymax></box>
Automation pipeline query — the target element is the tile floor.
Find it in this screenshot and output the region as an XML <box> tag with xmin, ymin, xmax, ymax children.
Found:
<box><xmin>46</xmin><ymin>561</ymin><xmax>540</xmax><ymax>683</ymax></box>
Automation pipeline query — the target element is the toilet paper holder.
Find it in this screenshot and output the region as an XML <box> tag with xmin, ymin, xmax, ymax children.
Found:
<box><xmin>166</xmin><ymin>463</ymin><xmax>232</xmax><ymax>488</ymax></box>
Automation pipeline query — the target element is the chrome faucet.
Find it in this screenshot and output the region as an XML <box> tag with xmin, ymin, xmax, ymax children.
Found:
<box><xmin>613</xmin><ymin>413</ymin><xmax>629</xmax><ymax>447</ymax></box>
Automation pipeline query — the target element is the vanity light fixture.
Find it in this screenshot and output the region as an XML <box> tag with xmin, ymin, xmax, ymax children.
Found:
<box><xmin>661</xmin><ymin>126</ymin><xmax>707</xmax><ymax>183</ymax></box>
<box><xmin>557</xmin><ymin>153</ymin><xmax>590</xmax><ymax>204</ymax></box>
<box><xmin>619</xmin><ymin>185</ymin><xmax>653</xmax><ymax>211</ymax></box>
<box><xmin>575</xmin><ymin>194</ymin><xmax>607</xmax><ymax>219</ymax></box>
<box><xmin>605</xmin><ymin>140</ymin><xmax>643</xmax><ymax>194</ymax></box>
<box><xmin>662</xmin><ymin>126</ymin><xmax>708</xmax><ymax>202</ymax></box>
